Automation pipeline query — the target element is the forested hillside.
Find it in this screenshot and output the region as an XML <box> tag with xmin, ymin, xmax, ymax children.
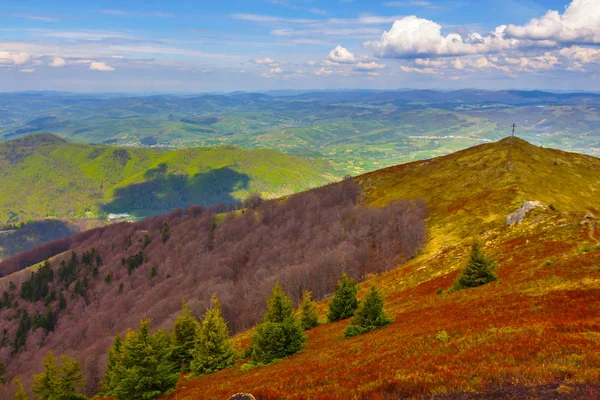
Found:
<box><xmin>0</xmin><ymin>178</ymin><xmax>426</xmax><ymax>396</ymax></box>
<box><xmin>0</xmin><ymin>134</ymin><xmax>339</xmax><ymax>224</ymax></box>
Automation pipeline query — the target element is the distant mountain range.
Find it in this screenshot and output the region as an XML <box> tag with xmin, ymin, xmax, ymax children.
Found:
<box><xmin>2</xmin><ymin>90</ymin><xmax>599</xmax><ymax>177</ymax></box>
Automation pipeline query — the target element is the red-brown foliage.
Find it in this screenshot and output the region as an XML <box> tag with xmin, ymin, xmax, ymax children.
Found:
<box><xmin>0</xmin><ymin>179</ymin><xmax>426</xmax><ymax>397</ymax></box>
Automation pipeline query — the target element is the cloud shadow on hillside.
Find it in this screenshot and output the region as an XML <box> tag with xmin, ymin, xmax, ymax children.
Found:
<box><xmin>102</xmin><ymin>165</ymin><xmax>250</xmax><ymax>216</ymax></box>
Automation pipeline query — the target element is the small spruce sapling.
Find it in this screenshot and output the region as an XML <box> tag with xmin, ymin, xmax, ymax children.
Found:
<box><xmin>250</xmin><ymin>283</ymin><xmax>306</xmax><ymax>365</ymax></box>
<box><xmin>172</xmin><ymin>301</ymin><xmax>200</xmax><ymax>372</ymax></box>
<box><xmin>190</xmin><ymin>295</ymin><xmax>236</xmax><ymax>375</ymax></box>
<box><xmin>327</xmin><ymin>273</ymin><xmax>359</xmax><ymax>322</ymax></box>
<box><xmin>451</xmin><ymin>241</ymin><xmax>497</xmax><ymax>291</ymax></box>
<box><xmin>299</xmin><ymin>291</ymin><xmax>319</xmax><ymax>331</ymax></box>
<box><xmin>344</xmin><ymin>285</ymin><xmax>391</xmax><ymax>338</ymax></box>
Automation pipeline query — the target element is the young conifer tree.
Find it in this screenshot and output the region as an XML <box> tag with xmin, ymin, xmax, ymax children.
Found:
<box><xmin>344</xmin><ymin>285</ymin><xmax>391</xmax><ymax>338</ymax></box>
<box><xmin>299</xmin><ymin>291</ymin><xmax>319</xmax><ymax>331</ymax></box>
<box><xmin>13</xmin><ymin>377</ymin><xmax>29</xmax><ymax>400</ymax></box>
<box><xmin>327</xmin><ymin>273</ymin><xmax>359</xmax><ymax>322</ymax></box>
<box><xmin>32</xmin><ymin>351</ymin><xmax>86</xmax><ymax>400</ymax></box>
<box><xmin>250</xmin><ymin>282</ymin><xmax>307</xmax><ymax>365</ymax></box>
<box><xmin>101</xmin><ymin>333</ymin><xmax>123</xmax><ymax>395</ymax></box>
<box><xmin>451</xmin><ymin>241</ymin><xmax>497</xmax><ymax>291</ymax></box>
<box><xmin>190</xmin><ymin>294</ymin><xmax>236</xmax><ymax>375</ymax></box>
<box><xmin>172</xmin><ymin>301</ymin><xmax>200</xmax><ymax>372</ymax></box>
<box><xmin>111</xmin><ymin>319</ymin><xmax>178</xmax><ymax>400</ymax></box>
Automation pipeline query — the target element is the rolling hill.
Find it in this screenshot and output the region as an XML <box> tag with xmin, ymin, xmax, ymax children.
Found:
<box><xmin>0</xmin><ymin>134</ymin><xmax>339</xmax><ymax>224</ymax></box>
<box><xmin>2</xmin><ymin>91</ymin><xmax>599</xmax><ymax>176</ymax></box>
<box><xmin>1</xmin><ymin>137</ymin><xmax>600</xmax><ymax>399</ymax></box>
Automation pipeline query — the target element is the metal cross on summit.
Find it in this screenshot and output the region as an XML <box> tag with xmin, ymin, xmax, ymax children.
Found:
<box><xmin>511</xmin><ymin>123</ymin><xmax>517</xmax><ymax>137</ymax></box>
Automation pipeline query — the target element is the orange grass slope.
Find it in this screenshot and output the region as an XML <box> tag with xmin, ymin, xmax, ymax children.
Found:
<box><xmin>163</xmin><ymin>137</ymin><xmax>600</xmax><ymax>399</ymax></box>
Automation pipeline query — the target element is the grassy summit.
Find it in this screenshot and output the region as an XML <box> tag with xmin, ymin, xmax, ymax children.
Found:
<box><xmin>0</xmin><ymin>134</ymin><xmax>339</xmax><ymax>224</ymax></box>
<box><xmin>162</xmin><ymin>137</ymin><xmax>600</xmax><ymax>399</ymax></box>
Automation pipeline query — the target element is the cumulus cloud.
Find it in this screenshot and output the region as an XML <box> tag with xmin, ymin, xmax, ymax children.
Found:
<box><xmin>366</xmin><ymin>16</ymin><xmax>517</xmax><ymax>58</ymax></box>
<box><xmin>0</xmin><ymin>51</ymin><xmax>31</xmax><ymax>65</ymax></box>
<box><xmin>354</xmin><ymin>61</ymin><xmax>386</xmax><ymax>71</ymax></box>
<box><xmin>315</xmin><ymin>67</ymin><xmax>334</xmax><ymax>76</ymax></box>
<box><xmin>270</xmin><ymin>66</ymin><xmax>283</xmax><ymax>74</ymax></box>
<box><xmin>452</xmin><ymin>58</ymin><xmax>465</xmax><ymax>70</ymax></box>
<box><xmin>400</xmin><ymin>65</ymin><xmax>439</xmax><ymax>74</ymax></box>
<box><xmin>505</xmin><ymin>0</ymin><xmax>600</xmax><ymax>44</ymax></box>
<box><xmin>50</xmin><ymin>57</ymin><xmax>66</xmax><ymax>67</ymax></box>
<box><xmin>90</xmin><ymin>61</ymin><xmax>115</xmax><ymax>71</ymax></box>
<box><xmin>328</xmin><ymin>45</ymin><xmax>357</xmax><ymax>63</ymax></box>
<box><xmin>255</xmin><ymin>57</ymin><xmax>278</xmax><ymax>66</ymax></box>
<box><xmin>559</xmin><ymin>45</ymin><xmax>600</xmax><ymax>63</ymax></box>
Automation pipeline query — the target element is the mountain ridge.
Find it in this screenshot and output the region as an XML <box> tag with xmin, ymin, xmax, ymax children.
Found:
<box><xmin>1</xmin><ymin>137</ymin><xmax>600</xmax><ymax>399</ymax></box>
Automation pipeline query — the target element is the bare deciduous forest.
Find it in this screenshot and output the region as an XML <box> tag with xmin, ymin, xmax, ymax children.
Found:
<box><xmin>0</xmin><ymin>179</ymin><xmax>426</xmax><ymax>396</ymax></box>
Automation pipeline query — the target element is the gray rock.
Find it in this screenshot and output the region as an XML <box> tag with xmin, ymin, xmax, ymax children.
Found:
<box><xmin>506</xmin><ymin>201</ymin><xmax>547</xmax><ymax>225</ymax></box>
<box><xmin>228</xmin><ymin>394</ymin><xmax>256</xmax><ymax>400</ymax></box>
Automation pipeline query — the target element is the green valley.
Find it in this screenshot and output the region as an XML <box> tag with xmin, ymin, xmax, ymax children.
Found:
<box><xmin>0</xmin><ymin>134</ymin><xmax>339</xmax><ymax>224</ymax></box>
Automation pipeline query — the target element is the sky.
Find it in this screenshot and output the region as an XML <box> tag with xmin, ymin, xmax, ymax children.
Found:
<box><xmin>1</xmin><ymin>0</ymin><xmax>599</xmax><ymax>93</ymax></box>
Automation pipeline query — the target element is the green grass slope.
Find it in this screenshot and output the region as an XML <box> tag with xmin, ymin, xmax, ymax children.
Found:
<box><xmin>0</xmin><ymin>134</ymin><xmax>339</xmax><ymax>224</ymax></box>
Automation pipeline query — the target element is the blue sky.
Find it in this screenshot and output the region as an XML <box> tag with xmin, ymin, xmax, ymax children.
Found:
<box><xmin>1</xmin><ymin>0</ymin><xmax>599</xmax><ymax>92</ymax></box>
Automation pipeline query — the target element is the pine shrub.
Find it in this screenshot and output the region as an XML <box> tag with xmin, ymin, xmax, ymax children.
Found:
<box><xmin>250</xmin><ymin>283</ymin><xmax>306</xmax><ymax>365</ymax></box>
<box><xmin>344</xmin><ymin>286</ymin><xmax>391</xmax><ymax>338</ymax></box>
<box><xmin>327</xmin><ymin>273</ymin><xmax>359</xmax><ymax>322</ymax></box>
<box><xmin>299</xmin><ymin>291</ymin><xmax>319</xmax><ymax>330</ymax></box>
<box><xmin>451</xmin><ymin>241</ymin><xmax>497</xmax><ymax>291</ymax></box>
<box><xmin>190</xmin><ymin>295</ymin><xmax>236</xmax><ymax>375</ymax></box>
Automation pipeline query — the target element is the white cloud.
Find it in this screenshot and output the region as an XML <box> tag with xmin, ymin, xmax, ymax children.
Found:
<box><xmin>328</xmin><ymin>45</ymin><xmax>357</xmax><ymax>63</ymax></box>
<box><xmin>270</xmin><ymin>66</ymin><xmax>283</xmax><ymax>74</ymax></box>
<box><xmin>506</xmin><ymin>0</ymin><xmax>600</xmax><ymax>44</ymax></box>
<box><xmin>306</xmin><ymin>60</ymin><xmax>318</xmax><ymax>66</ymax></box>
<box><xmin>315</xmin><ymin>67</ymin><xmax>334</xmax><ymax>76</ymax></box>
<box><xmin>90</xmin><ymin>61</ymin><xmax>115</xmax><ymax>71</ymax></box>
<box><xmin>0</xmin><ymin>51</ymin><xmax>31</xmax><ymax>65</ymax></box>
<box><xmin>415</xmin><ymin>58</ymin><xmax>446</xmax><ymax>67</ymax></box>
<box><xmin>366</xmin><ymin>16</ymin><xmax>517</xmax><ymax>58</ymax></box>
<box><xmin>255</xmin><ymin>57</ymin><xmax>279</xmax><ymax>66</ymax></box>
<box><xmin>19</xmin><ymin>68</ymin><xmax>35</xmax><ymax>73</ymax></box>
<box><xmin>355</xmin><ymin>61</ymin><xmax>386</xmax><ymax>70</ymax></box>
<box><xmin>50</xmin><ymin>57</ymin><xmax>66</xmax><ymax>67</ymax></box>
<box><xmin>559</xmin><ymin>45</ymin><xmax>600</xmax><ymax>63</ymax></box>
<box><xmin>452</xmin><ymin>58</ymin><xmax>465</xmax><ymax>70</ymax></box>
<box><xmin>400</xmin><ymin>65</ymin><xmax>439</xmax><ymax>74</ymax></box>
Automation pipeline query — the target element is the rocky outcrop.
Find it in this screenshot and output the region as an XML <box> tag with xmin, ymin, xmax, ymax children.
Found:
<box><xmin>228</xmin><ymin>394</ymin><xmax>256</xmax><ymax>400</ymax></box>
<box><xmin>506</xmin><ymin>201</ymin><xmax>547</xmax><ymax>225</ymax></box>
